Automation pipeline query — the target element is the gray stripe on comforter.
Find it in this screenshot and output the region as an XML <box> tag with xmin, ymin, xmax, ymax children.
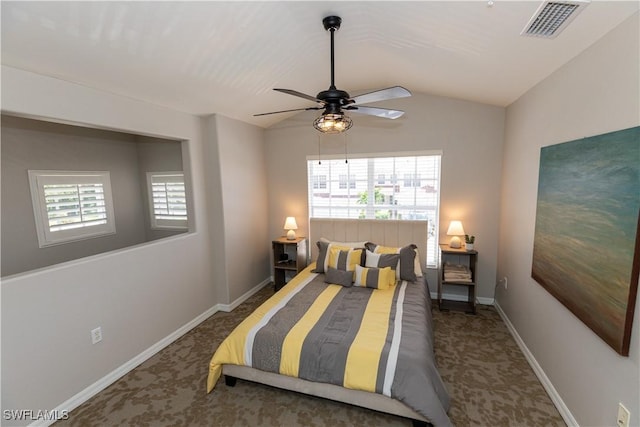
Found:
<box><xmin>374</xmin><ymin>283</ymin><xmax>402</xmax><ymax>394</ymax></box>
<box><xmin>252</xmin><ymin>280</ymin><xmax>328</xmax><ymax>373</ymax></box>
<box><xmin>298</xmin><ymin>285</ymin><xmax>373</xmax><ymax>385</ymax></box>
<box><xmin>391</xmin><ymin>278</ymin><xmax>451</xmax><ymax>426</ymax></box>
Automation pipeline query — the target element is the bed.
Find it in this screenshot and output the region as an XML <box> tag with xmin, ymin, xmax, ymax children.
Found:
<box><xmin>207</xmin><ymin>219</ymin><xmax>451</xmax><ymax>427</ymax></box>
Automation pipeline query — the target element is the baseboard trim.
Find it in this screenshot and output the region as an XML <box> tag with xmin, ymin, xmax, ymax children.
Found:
<box><xmin>429</xmin><ymin>292</ymin><xmax>494</xmax><ymax>306</ymax></box>
<box><xmin>218</xmin><ymin>277</ymin><xmax>272</xmax><ymax>312</ymax></box>
<box><xmin>477</xmin><ymin>296</ymin><xmax>494</xmax><ymax>305</ymax></box>
<box><xmin>30</xmin><ymin>277</ymin><xmax>272</xmax><ymax>427</ymax></box>
<box><xmin>494</xmin><ymin>301</ymin><xmax>578</xmax><ymax>427</ymax></box>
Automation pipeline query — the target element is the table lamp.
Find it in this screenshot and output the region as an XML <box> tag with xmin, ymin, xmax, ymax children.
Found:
<box><xmin>284</xmin><ymin>217</ymin><xmax>298</xmax><ymax>240</ymax></box>
<box><xmin>447</xmin><ymin>220</ymin><xmax>465</xmax><ymax>249</ymax></box>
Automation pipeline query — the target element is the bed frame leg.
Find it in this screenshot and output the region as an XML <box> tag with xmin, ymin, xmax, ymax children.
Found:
<box><xmin>224</xmin><ymin>375</ymin><xmax>237</xmax><ymax>387</ymax></box>
<box><xmin>411</xmin><ymin>420</ymin><xmax>433</xmax><ymax>427</ymax></box>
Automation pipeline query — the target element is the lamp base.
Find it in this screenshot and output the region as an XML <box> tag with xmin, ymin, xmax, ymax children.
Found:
<box><xmin>449</xmin><ymin>236</ymin><xmax>462</xmax><ymax>249</ymax></box>
<box><xmin>286</xmin><ymin>230</ymin><xmax>296</xmax><ymax>240</ymax></box>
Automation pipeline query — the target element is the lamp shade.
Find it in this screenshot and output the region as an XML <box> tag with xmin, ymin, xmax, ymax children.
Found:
<box><xmin>446</xmin><ymin>220</ymin><xmax>465</xmax><ymax>249</ymax></box>
<box><xmin>284</xmin><ymin>217</ymin><xmax>298</xmax><ymax>240</ymax></box>
<box><xmin>446</xmin><ymin>221</ymin><xmax>465</xmax><ymax>236</ymax></box>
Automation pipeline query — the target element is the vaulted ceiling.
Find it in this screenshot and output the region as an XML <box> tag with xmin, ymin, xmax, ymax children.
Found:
<box><xmin>2</xmin><ymin>1</ymin><xmax>638</xmax><ymax>128</ymax></box>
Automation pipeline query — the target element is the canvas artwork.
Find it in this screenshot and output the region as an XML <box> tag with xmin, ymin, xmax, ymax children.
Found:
<box><xmin>532</xmin><ymin>126</ymin><xmax>640</xmax><ymax>356</ymax></box>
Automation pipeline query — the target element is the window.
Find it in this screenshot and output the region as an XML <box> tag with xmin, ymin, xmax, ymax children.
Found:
<box><xmin>147</xmin><ymin>172</ymin><xmax>188</xmax><ymax>230</ymax></box>
<box><xmin>339</xmin><ymin>174</ymin><xmax>356</xmax><ymax>189</ymax></box>
<box><xmin>403</xmin><ymin>173</ymin><xmax>421</xmax><ymax>187</ymax></box>
<box><xmin>308</xmin><ymin>152</ymin><xmax>441</xmax><ymax>267</ymax></box>
<box><xmin>312</xmin><ymin>174</ymin><xmax>327</xmax><ymax>189</ymax></box>
<box><xmin>28</xmin><ymin>170</ymin><xmax>116</xmax><ymax>247</ymax></box>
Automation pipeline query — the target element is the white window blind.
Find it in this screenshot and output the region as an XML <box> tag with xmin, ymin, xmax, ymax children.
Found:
<box><xmin>28</xmin><ymin>171</ymin><xmax>116</xmax><ymax>247</ymax></box>
<box><xmin>147</xmin><ymin>172</ymin><xmax>188</xmax><ymax>230</ymax></box>
<box><xmin>307</xmin><ymin>152</ymin><xmax>441</xmax><ymax>267</ymax></box>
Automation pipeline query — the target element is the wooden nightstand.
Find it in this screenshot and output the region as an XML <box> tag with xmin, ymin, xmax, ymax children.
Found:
<box><xmin>438</xmin><ymin>244</ymin><xmax>478</xmax><ymax>314</ymax></box>
<box><xmin>272</xmin><ymin>237</ymin><xmax>308</xmax><ymax>291</ymax></box>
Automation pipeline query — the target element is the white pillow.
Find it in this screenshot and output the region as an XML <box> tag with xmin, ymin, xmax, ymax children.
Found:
<box><xmin>319</xmin><ymin>237</ymin><xmax>367</xmax><ymax>248</ymax></box>
<box><xmin>413</xmin><ymin>249</ymin><xmax>424</xmax><ymax>277</ymax></box>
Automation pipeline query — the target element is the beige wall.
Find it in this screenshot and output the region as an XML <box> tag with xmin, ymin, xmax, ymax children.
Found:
<box><xmin>265</xmin><ymin>92</ymin><xmax>505</xmax><ymax>299</ymax></box>
<box><xmin>496</xmin><ymin>13</ymin><xmax>639</xmax><ymax>425</ymax></box>
<box><xmin>1</xmin><ymin>66</ymin><xmax>217</xmax><ymax>423</ymax></box>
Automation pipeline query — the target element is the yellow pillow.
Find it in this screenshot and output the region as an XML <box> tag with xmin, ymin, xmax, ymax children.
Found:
<box><xmin>314</xmin><ymin>241</ymin><xmax>353</xmax><ymax>273</ymax></box>
<box><xmin>328</xmin><ymin>247</ymin><xmax>363</xmax><ymax>272</ymax></box>
<box><xmin>354</xmin><ymin>265</ymin><xmax>395</xmax><ymax>290</ymax></box>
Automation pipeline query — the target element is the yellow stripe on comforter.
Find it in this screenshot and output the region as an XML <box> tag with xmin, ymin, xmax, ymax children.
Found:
<box><xmin>206</xmin><ymin>265</ymin><xmax>319</xmax><ymax>392</ymax></box>
<box><xmin>343</xmin><ymin>284</ymin><xmax>394</xmax><ymax>391</ymax></box>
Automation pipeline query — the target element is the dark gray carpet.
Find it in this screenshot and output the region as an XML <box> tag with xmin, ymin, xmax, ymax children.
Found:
<box><xmin>54</xmin><ymin>285</ymin><xmax>564</xmax><ymax>426</ymax></box>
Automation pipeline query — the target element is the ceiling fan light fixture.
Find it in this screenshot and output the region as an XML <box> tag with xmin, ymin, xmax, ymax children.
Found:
<box><xmin>313</xmin><ymin>113</ymin><xmax>353</xmax><ymax>133</ymax></box>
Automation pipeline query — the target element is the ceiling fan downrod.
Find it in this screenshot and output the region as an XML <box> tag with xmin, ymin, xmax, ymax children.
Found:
<box><xmin>317</xmin><ymin>16</ymin><xmax>350</xmax><ymax>111</ymax></box>
<box><xmin>322</xmin><ymin>15</ymin><xmax>342</xmax><ymax>90</ymax></box>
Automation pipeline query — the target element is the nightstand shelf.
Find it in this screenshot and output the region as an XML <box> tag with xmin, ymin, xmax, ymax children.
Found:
<box><xmin>438</xmin><ymin>244</ymin><xmax>478</xmax><ymax>314</ymax></box>
<box><xmin>272</xmin><ymin>237</ymin><xmax>307</xmax><ymax>291</ymax></box>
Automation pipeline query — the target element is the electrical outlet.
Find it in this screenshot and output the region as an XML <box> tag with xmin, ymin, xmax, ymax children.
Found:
<box><xmin>617</xmin><ymin>403</ymin><xmax>630</xmax><ymax>427</ymax></box>
<box><xmin>91</xmin><ymin>327</ymin><xmax>102</xmax><ymax>344</ymax></box>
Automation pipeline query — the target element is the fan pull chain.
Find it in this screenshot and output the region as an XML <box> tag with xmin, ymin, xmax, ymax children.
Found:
<box><xmin>344</xmin><ymin>132</ymin><xmax>348</xmax><ymax>164</ymax></box>
<box><xmin>318</xmin><ymin>134</ymin><xmax>322</xmax><ymax>164</ymax></box>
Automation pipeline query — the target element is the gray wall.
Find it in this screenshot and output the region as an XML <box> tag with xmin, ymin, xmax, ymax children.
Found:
<box><xmin>265</xmin><ymin>92</ymin><xmax>506</xmax><ymax>300</ymax></box>
<box><xmin>1</xmin><ymin>116</ymin><xmax>187</xmax><ymax>277</ymax></box>
<box><xmin>136</xmin><ymin>136</ymin><xmax>186</xmax><ymax>242</ymax></box>
<box><xmin>2</xmin><ymin>65</ymin><xmax>215</xmax><ymax>426</ymax></box>
<box><xmin>496</xmin><ymin>13</ymin><xmax>639</xmax><ymax>425</ymax></box>
<box><xmin>203</xmin><ymin>114</ymin><xmax>271</xmax><ymax>304</ymax></box>
<box><xmin>1</xmin><ymin>115</ymin><xmax>147</xmax><ymax>276</ymax></box>
<box><xmin>1</xmin><ymin>115</ymin><xmax>185</xmax><ymax>277</ymax></box>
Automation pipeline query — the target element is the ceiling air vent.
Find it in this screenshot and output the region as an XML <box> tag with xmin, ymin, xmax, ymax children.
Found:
<box><xmin>522</xmin><ymin>1</ymin><xmax>589</xmax><ymax>39</ymax></box>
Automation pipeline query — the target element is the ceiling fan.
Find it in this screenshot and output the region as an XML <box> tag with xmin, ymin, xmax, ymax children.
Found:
<box><xmin>255</xmin><ymin>15</ymin><xmax>411</xmax><ymax>133</ymax></box>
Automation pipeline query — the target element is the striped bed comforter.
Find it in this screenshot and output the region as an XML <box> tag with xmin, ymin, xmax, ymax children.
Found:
<box><xmin>207</xmin><ymin>264</ymin><xmax>451</xmax><ymax>426</ymax></box>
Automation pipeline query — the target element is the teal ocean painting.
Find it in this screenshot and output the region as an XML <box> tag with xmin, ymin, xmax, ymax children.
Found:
<box><xmin>532</xmin><ymin>126</ymin><xmax>640</xmax><ymax>356</ymax></box>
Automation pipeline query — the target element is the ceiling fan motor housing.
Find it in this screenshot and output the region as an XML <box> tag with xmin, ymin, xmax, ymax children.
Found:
<box><xmin>317</xmin><ymin>88</ymin><xmax>352</xmax><ymax>112</ymax></box>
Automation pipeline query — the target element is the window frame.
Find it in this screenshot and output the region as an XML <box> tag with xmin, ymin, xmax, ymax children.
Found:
<box><xmin>28</xmin><ymin>170</ymin><xmax>116</xmax><ymax>248</ymax></box>
<box><xmin>307</xmin><ymin>151</ymin><xmax>442</xmax><ymax>267</ymax></box>
<box><xmin>146</xmin><ymin>171</ymin><xmax>188</xmax><ymax>230</ymax></box>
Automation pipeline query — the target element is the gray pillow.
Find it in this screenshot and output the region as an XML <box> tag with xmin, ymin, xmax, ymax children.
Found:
<box><xmin>365</xmin><ymin>250</ymin><xmax>400</xmax><ymax>270</ymax></box>
<box><xmin>325</xmin><ymin>267</ymin><xmax>354</xmax><ymax>287</ymax></box>
<box><xmin>314</xmin><ymin>240</ymin><xmax>366</xmax><ymax>273</ymax></box>
<box><xmin>312</xmin><ymin>240</ymin><xmax>331</xmax><ymax>273</ymax></box>
<box><xmin>365</xmin><ymin>242</ymin><xmax>418</xmax><ymax>282</ymax></box>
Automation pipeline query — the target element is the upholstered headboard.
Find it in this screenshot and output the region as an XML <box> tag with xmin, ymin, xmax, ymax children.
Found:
<box><xmin>309</xmin><ymin>218</ymin><xmax>428</xmax><ymax>273</ymax></box>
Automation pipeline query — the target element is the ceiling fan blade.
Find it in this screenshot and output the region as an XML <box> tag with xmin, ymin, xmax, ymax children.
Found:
<box><xmin>346</xmin><ymin>106</ymin><xmax>405</xmax><ymax>120</ymax></box>
<box><xmin>274</xmin><ymin>88</ymin><xmax>323</xmax><ymax>104</ymax></box>
<box><xmin>350</xmin><ymin>86</ymin><xmax>411</xmax><ymax>106</ymax></box>
<box><xmin>254</xmin><ymin>106</ymin><xmax>322</xmax><ymax>117</ymax></box>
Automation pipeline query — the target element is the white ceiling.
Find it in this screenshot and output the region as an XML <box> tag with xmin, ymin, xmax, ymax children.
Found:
<box><xmin>2</xmin><ymin>1</ymin><xmax>638</xmax><ymax>128</ymax></box>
